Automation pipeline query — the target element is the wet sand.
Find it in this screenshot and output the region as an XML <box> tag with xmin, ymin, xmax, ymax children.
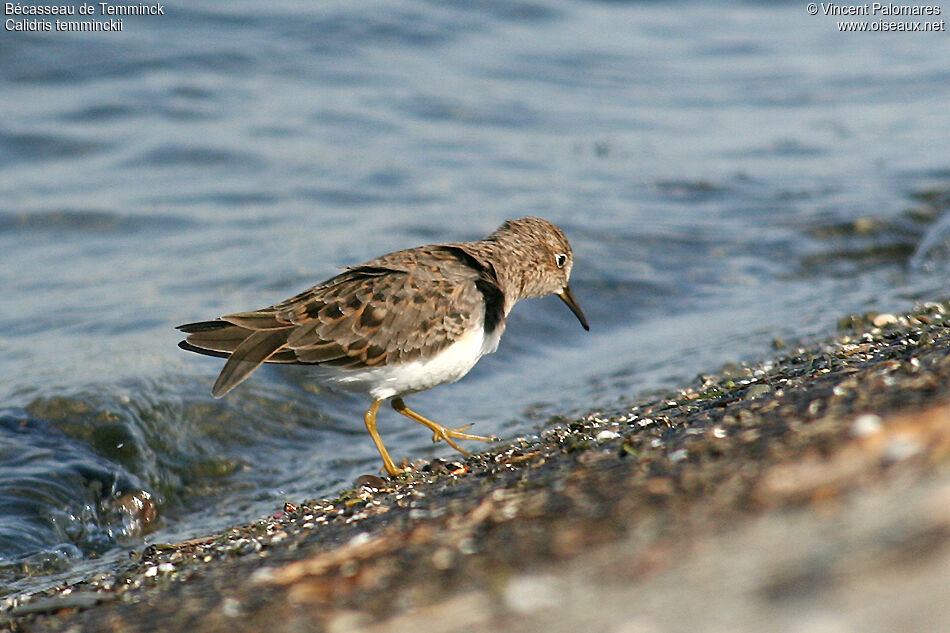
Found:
<box><xmin>5</xmin><ymin>301</ymin><xmax>950</xmax><ymax>633</ymax></box>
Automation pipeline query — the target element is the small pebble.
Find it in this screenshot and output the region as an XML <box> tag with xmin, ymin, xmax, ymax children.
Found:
<box><xmin>850</xmin><ymin>414</ymin><xmax>882</xmax><ymax>438</ymax></box>
<box><xmin>249</xmin><ymin>567</ymin><xmax>275</xmax><ymax>583</ymax></box>
<box><xmin>744</xmin><ymin>384</ymin><xmax>772</xmax><ymax>400</ymax></box>
<box><xmin>326</xmin><ymin>610</ymin><xmax>372</xmax><ymax>633</ymax></box>
<box><xmin>873</xmin><ymin>313</ymin><xmax>897</xmax><ymax>327</ymax></box>
<box><xmin>884</xmin><ymin>435</ymin><xmax>923</xmax><ymax>462</ymax></box>
<box><xmin>431</xmin><ymin>547</ymin><xmax>454</xmax><ymax>570</ymax></box>
<box><xmin>504</xmin><ymin>574</ymin><xmax>559</xmax><ymax>614</ymax></box>
<box><xmin>668</xmin><ymin>449</ymin><xmax>688</xmax><ymax>463</ymax></box>
<box><xmin>355</xmin><ymin>474</ymin><xmax>387</xmax><ymax>489</ymax></box>
<box><xmin>220</xmin><ymin>597</ymin><xmax>242</xmax><ymax>618</ymax></box>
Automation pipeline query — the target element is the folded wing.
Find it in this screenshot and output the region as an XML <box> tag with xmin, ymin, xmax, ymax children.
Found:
<box><xmin>177</xmin><ymin>246</ymin><xmax>494</xmax><ymax>397</ymax></box>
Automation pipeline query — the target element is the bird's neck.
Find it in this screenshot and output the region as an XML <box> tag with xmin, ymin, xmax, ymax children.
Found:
<box><xmin>462</xmin><ymin>237</ymin><xmax>536</xmax><ymax>312</ymax></box>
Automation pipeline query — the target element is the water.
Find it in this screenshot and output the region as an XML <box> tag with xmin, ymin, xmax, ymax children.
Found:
<box><xmin>2</xmin><ymin>0</ymin><xmax>949</xmax><ymax>595</ymax></box>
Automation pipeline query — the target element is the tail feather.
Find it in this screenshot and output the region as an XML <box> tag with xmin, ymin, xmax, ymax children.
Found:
<box><xmin>218</xmin><ymin>311</ymin><xmax>291</xmax><ymax>330</ymax></box>
<box><xmin>178</xmin><ymin>340</ymin><xmax>231</xmax><ymax>359</ymax></box>
<box><xmin>177</xmin><ymin>320</ymin><xmax>232</xmax><ymax>333</ymax></box>
<box><xmin>211</xmin><ymin>329</ymin><xmax>290</xmax><ymax>398</ymax></box>
<box><xmin>181</xmin><ymin>323</ymin><xmax>255</xmax><ymax>355</ymax></box>
<box><xmin>178</xmin><ymin>319</ymin><xmax>299</xmax><ymax>396</ymax></box>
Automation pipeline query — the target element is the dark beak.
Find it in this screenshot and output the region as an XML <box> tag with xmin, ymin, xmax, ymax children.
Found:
<box><xmin>557</xmin><ymin>285</ymin><xmax>590</xmax><ymax>331</ymax></box>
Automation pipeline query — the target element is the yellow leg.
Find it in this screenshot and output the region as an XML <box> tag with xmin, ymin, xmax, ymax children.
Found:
<box><xmin>391</xmin><ymin>397</ymin><xmax>497</xmax><ymax>456</ymax></box>
<box><xmin>364</xmin><ymin>398</ymin><xmax>403</xmax><ymax>476</ymax></box>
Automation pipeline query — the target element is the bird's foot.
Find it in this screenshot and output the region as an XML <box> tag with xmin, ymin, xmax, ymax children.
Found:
<box><xmin>426</xmin><ymin>423</ymin><xmax>498</xmax><ymax>456</ymax></box>
<box><xmin>390</xmin><ymin>397</ymin><xmax>498</xmax><ymax>457</ymax></box>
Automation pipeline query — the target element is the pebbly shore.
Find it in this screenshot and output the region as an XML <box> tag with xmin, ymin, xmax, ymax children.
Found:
<box><xmin>5</xmin><ymin>301</ymin><xmax>950</xmax><ymax>633</ymax></box>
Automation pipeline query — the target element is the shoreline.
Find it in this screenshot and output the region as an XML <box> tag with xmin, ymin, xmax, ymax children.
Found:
<box><xmin>6</xmin><ymin>300</ymin><xmax>950</xmax><ymax>632</ymax></box>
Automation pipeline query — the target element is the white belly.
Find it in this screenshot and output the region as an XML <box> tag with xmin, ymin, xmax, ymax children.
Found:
<box><xmin>317</xmin><ymin>325</ymin><xmax>502</xmax><ymax>400</ymax></box>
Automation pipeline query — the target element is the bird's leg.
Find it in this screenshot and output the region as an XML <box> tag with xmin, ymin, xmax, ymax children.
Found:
<box><xmin>390</xmin><ymin>397</ymin><xmax>497</xmax><ymax>456</ymax></box>
<box><xmin>364</xmin><ymin>398</ymin><xmax>403</xmax><ymax>476</ymax></box>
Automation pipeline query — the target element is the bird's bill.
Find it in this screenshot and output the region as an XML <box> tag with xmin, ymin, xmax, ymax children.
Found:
<box><xmin>557</xmin><ymin>285</ymin><xmax>590</xmax><ymax>331</ymax></box>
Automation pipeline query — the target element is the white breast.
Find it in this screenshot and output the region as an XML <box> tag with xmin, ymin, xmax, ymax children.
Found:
<box><xmin>316</xmin><ymin>325</ymin><xmax>503</xmax><ymax>400</ymax></box>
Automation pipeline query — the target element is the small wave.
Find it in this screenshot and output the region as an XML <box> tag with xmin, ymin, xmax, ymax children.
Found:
<box><xmin>909</xmin><ymin>186</ymin><xmax>950</xmax><ymax>272</ymax></box>
<box><xmin>131</xmin><ymin>144</ymin><xmax>262</xmax><ymax>169</ymax></box>
<box><xmin>910</xmin><ymin>212</ymin><xmax>950</xmax><ymax>272</ymax></box>
<box><xmin>0</xmin><ymin>210</ymin><xmax>195</xmax><ymax>234</ymax></box>
<box><xmin>0</xmin><ymin>414</ymin><xmax>156</xmax><ymax>592</ymax></box>
<box><xmin>0</xmin><ymin>131</ymin><xmax>106</xmax><ymax>164</ymax></box>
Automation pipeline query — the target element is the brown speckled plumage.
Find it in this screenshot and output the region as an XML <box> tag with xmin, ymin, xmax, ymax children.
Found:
<box><xmin>178</xmin><ymin>218</ymin><xmax>588</xmax><ymax>475</ymax></box>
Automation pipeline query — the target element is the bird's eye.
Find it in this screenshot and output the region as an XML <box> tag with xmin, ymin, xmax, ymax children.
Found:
<box><xmin>555</xmin><ymin>253</ymin><xmax>567</xmax><ymax>268</ymax></box>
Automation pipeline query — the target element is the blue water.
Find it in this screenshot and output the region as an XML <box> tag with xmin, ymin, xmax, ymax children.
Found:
<box><xmin>2</xmin><ymin>0</ymin><xmax>949</xmax><ymax>595</ymax></box>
